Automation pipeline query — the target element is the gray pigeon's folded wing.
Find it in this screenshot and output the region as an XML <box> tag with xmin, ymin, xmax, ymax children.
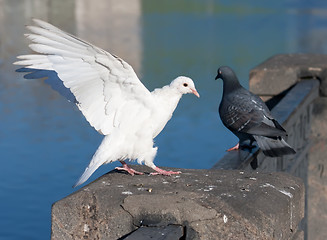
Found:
<box><xmin>221</xmin><ymin>99</ymin><xmax>261</xmax><ymax>132</ymax></box>
<box><xmin>222</xmin><ymin>94</ymin><xmax>286</xmax><ymax>137</ymax></box>
<box><xmin>245</xmin><ymin>122</ymin><xmax>287</xmax><ymax>137</ymax></box>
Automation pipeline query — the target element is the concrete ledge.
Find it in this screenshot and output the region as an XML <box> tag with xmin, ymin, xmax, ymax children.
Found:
<box><xmin>51</xmin><ymin>166</ymin><xmax>304</xmax><ymax>239</ymax></box>
<box><xmin>307</xmin><ymin>98</ymin><xmax>327</xmax><ymax>240</ymax></box>
<box><xmin>247</xmin><ymin>53</ymin><xmax>327</xmax><ymax>239</ymax></box>
<box><xmin>250</xmin><ymin>54</ymin><xmax>327</xmax><ymax>97</ymax></box>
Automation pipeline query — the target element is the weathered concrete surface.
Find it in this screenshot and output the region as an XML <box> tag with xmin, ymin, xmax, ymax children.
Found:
<box><xmin>308</xmin><ymin>97</ymin><xmax>327</xmax><ymax>240</ymax></box>
<box><xmin>124</xmin><ymin>225</ymin><xmax>184</xmax><ymax>239</ymax></box>
<box><xmin>248</xmin><ymin>54</ymin><xmax>327</xmax><ymax>240</ymax></box>
<box><xmin>52</xmin><ymin>167</ymin><xmax>304</xmax><ymax>240</ymax></box>
<box><xmin>250</xmin><ymin>54</ymin><xmax>327</xmax><ymax>98</ymax></box>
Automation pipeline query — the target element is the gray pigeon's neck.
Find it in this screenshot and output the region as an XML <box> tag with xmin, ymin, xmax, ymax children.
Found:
<box><xmin>222</xmin><ymin>77</ymin><xmax>242</xmax><ymax>96</ymax></box>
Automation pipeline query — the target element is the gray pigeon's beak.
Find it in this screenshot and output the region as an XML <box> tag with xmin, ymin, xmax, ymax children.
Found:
<box><xmin>191</xmin><ymin>89</ymin><xmax>200</xmax><ymax>98</ymax></box>
<box><xmin>215</xmin><ymin>71</ymin><xmax>222</xmax><ymax>80</ymax></box>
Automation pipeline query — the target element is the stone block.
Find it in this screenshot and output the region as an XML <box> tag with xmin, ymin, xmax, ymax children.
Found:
<box><xmin>123</xmin><ymin>225</ymin><xmax>184</xmax><ymax>239</ymax></box>
<box><xmin>307</xmin><ymin>97</ymin><xmax>327</xmax><ymax>240</ymax></box>
<box><xmin>51</xmin><ymin>167</ymin><xmax>304</xmax><ymax>240</ymax></box>
<box><xmin>249</xmin><ymin>54</ymin><xmax>327</xmax><ymax>97</ymax></box>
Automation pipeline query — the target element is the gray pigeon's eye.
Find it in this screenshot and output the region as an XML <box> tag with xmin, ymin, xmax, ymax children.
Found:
<box><xmin>183</xmin><ymin>83</ymin><xmax>188</xmax><ymax>87</ymax></box>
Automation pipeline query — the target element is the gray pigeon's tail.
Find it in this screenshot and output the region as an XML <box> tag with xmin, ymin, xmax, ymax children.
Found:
<box><xmin>253</xmin><ymin>135</ymin><xmax>296</xmax><ymax>157</ymax></box>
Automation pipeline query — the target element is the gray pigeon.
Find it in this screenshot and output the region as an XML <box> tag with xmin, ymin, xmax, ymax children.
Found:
<box><xmin>215</xmin><ymin>66</ymin><xmax>296</xmax><ymax>157</ymax></box>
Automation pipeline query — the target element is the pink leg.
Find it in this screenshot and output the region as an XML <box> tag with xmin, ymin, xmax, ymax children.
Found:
<box><xmin>226</xmin><ymin>143</ymin><xmax>239</xmax><ymax>152</ymax></box>
<box><xmin>150</xmin><ymin>166</ymin><xmax>182</xmax><ymax>176</ymax></box>
<box><xmin>115</xmin><ymin>161</ymin><xmax>144</xmax><ymax>176</ymax></box>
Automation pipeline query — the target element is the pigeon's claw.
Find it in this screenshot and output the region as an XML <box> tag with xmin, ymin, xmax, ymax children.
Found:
<box><xmin>116</xmin><ymin>161</ymin><xmax>144</xmax><ymax>175</ymax></box>
<box><xmin>150</xmin><ymin>167</ymin><xmax>182</xmax><ymax>176</ymax></box>
<box><xmin>226</xmin><ymin>143</ymin><xmax>240</xmax><ymax>152</ymax></box>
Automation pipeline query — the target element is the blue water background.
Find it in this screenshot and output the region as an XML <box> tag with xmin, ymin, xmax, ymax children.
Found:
<box><xmin>1</xmin><ymin>0</ymin><xmax>327</xmax><ymax>239</ymax></box>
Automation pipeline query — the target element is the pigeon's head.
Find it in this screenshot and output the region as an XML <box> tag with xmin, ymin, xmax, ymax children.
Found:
<box><xmin>215</xmin><ymin>66</ymin><xmax>236</xmax><ymax>81</ymax></box>
<box><xmin>171</xmin><ymin>76</ymin><xmax>200</xmax><ymax>97</ymax></box>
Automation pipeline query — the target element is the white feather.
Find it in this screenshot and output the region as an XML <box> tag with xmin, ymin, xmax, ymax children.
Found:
<box><xmin>14</xmin><ymin>19</ymin><xmax>199</xmax><ymax>187</ymax></box>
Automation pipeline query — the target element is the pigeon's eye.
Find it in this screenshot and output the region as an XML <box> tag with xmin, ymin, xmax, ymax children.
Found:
<box><xmin>219</xmin><ymin>71</ymin><xmax>222</xmax><ymax>75</ymax></box>
<box><xmin>183</xmin><ymin>83</ymin><xmax>188</xmax><ymax>87</ymax></box>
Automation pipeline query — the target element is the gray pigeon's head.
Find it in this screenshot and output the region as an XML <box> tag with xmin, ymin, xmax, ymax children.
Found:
<box><xmin>215</xmin><ymin>66</ymin><xmax>236</xmax><ymax>81</ymax></box>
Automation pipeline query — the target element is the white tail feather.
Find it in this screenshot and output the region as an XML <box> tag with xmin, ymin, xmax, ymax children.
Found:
<box><xmin>73</xmin><ymin>160</ymin><xmax>103</xmax><ymax>188</ymax></box>
<box><xmin>73</xmin><ymin>136</ymin><xmax>114</xmax><ymax>187</ymax></box>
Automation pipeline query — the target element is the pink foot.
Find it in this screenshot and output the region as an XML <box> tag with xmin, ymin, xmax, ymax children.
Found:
<box><xmin>226</xmin><ymin>143</ymin><xmax>239</xmax><ymax>152</ymax></box>
<box><xmin>150</xmin><ymin>167</ymin><xmax>182</xmax><ymax>176</ymax></box>
<box><xmin>115</xmin><ymin>161</ymin><xmax>144</xmax><ymax>176</ymax></box>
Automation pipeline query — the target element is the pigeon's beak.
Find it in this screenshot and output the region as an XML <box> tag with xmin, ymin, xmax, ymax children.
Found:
<box><xmin>191</xmin><ymin>88</ymin><xmax>200</xmax><ymax>98</ymax></box>
<box><xmin>215</xmin><ymin>71</ymin><xmax>222</xmax><ymax>80</ymax></box>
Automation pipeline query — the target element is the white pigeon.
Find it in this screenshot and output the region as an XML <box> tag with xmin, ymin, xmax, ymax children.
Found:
<box><xmin>14</xmin><ymin>19</ymin><xmax>200</xmax><ymax>187</ymax></box>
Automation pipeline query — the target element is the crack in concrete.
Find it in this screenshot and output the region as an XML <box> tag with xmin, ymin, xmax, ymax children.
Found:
<box><xmin>120</xmin><ymin>203</ymin><xmax>140</xmax><ymax>228</ymax></box>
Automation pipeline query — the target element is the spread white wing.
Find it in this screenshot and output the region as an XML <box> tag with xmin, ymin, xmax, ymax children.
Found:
<box><xmin>14</xmin><ymin>19</ymin><xmax>152</xmax><ymax>135</ymax></box>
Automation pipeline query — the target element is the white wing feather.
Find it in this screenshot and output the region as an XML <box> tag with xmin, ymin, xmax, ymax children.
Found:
<box><xmin>14</xmin><ymin>19</ymin><xmax>152</xmax><ymax>135</ymax></box>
